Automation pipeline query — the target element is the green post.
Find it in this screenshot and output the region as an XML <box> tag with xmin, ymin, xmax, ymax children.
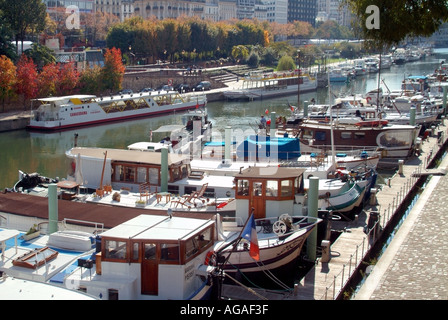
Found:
<box><xmin>443</xmin><ymin>85</ymin><xmax>447</xmax><ymax>115</ymax></box>
<box><xmin>48</xmin><ymin>183</ymin><xmax>58</xmax><ymax>234</ymax></box>
<box><xmin>409</xmin><ymin>106</ymin><xmax>416</xmax><ymax>126</ymax></box>
<box><xmin>225</xmin><ymin>126</ymin><xmax>231</xmax><ymax>162</ymax></box>
<box><xmin>307</xmin><ymin>176</ymin><xmax>319</xmax><ymax>261</ymax></box>
<box><xmin>270</xmin><ymin>112</ymin><xmax>276</xmax><ymax>133</ymax></box>
<box><xmin>161</xmin><ymin>147</ymin><xmax>168</xmax><ymax>192</ymax></box>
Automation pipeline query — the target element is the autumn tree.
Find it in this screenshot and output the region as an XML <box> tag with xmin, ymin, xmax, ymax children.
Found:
<box><xmin>101</xmin><ymin>47</ymin><xmax>125</xmax><ymax>93</ymax></box>
<box><xmin>0</xmin><ymin>55</ymin><xmax>17</xmax><ymax>111</ymax></box>
<box><xmin>37</xmin><ymin>63</ymin><xmax>59</xmax><ymax>98</ymax></box>
<box><xmin>58</xmin><ymin>62</ymin><xmax>80</xmax><ymax>96</ymax></box>
<box><xmin>16</xmin><ymin>54</ymin><xmax>38</xmax><ymax>108</ymax></box>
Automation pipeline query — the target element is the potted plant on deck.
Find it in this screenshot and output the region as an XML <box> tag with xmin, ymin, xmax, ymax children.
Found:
<box><xmin>23</xmin><ymin>224</ymin><xmax>40</xmax><ymax>241</ymax></box>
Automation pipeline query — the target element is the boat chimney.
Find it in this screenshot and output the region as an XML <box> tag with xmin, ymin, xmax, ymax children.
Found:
<box><xmin>306</xmin><ymin>177</ymin><xmax>319</xmax><ymax>261</ymax></box>
<box><xmin>161</xmin><ymin>147</ymin><xmax>168</xmax><ymax>192</ymax></box>
<box><xmin>225</xmin><ymin>126</ymin><xmax>231</xmax><ymax>163</ymax></box>
<box><xmin>48</xmin><ymin>183</ymin><xmax>58</xmax><ymax>234</ymax></box>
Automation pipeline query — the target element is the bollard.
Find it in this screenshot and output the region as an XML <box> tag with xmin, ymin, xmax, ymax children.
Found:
<box><xmin>369</xmin><ymin>188</ymin><xmax>377</xmax><ymax>205</ymax></box>
<box><xmin>398</xmin><ymin>159</ymin><xmax>404</xmax><ymax>175</ymax></box>
<box><xmin>321</xmin><ymin>240</ymin><xmax>331</xmax><ymax>263</ymax></box>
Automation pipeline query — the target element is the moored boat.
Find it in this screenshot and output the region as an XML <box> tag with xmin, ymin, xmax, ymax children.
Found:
<box><xmin>27</xmin><ymin>91</ymin><xmax>207</xmax><ymax>131</ymax></box>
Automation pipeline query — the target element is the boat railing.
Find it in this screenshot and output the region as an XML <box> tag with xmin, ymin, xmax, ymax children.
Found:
<box><xmin>62</xmin><ymin>218</ymin><xmax>105</xmax><ymax>235</ymax></box>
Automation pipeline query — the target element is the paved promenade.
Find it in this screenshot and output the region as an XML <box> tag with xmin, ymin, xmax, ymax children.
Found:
<box><xmin>354</xmin><ymin>144</ymin><xmax>448</xmax><ymax>300</ymax></box>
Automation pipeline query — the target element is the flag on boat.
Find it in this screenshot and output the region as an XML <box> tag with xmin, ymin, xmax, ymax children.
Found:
<box><xmin>241</xmin><ymin>213</ymin><xmax>260</xmax><ymax>261</ymax></box>
<box><xmin>196</xmin><ymin>102</ymin><xmax>199</xmax><ymax>109</ymax></box>
<box><xmin>289</xmin><ymin>103</ymin><xmax>295</xmax><ymax>112</ymax></box>
<box><xmin>265</xmin><ymin>108</ymin><xmax>269</xmax><ymax>115</ymax></box>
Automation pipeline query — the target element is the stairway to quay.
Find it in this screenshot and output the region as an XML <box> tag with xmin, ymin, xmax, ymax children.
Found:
<box><xmin>222</xmin><ymin>117</ymin><xmax>448</xmax><ymax>300</ymax></box>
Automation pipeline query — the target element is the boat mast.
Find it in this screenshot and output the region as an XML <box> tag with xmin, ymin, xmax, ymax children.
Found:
<box><xmin>328</xmin><ymin>71</ymin><xmax>336</xmax><ymax>165</ymax></box>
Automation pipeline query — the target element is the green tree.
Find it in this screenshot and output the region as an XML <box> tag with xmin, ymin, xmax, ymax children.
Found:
<box><xmin>344</xmin><ymin>0</ymin><xmax>448</xmax><ymax>47</ymax></box>
<box><xmin>78</xmin><ymin>65</ymin><xmax>103</xmax><ymax>95</ymax></box>
<box><xmin>24</xmin><ymin>43</ymin><xmax>56</xmax><ymax>70</ymax></box>
<box><xmin>277</xmin><ymin>55</ymin><xmax>296</xmax><ymax>71</ymax></box>
<box><xmin>231</xmin><ymin>45</ymin><xmax>249</xmax><ymax>63</ymax></box>
<box><xmin>0</xmin><ymin>0</ymin><xmax>47</xmax><ymax>54</ymax></box>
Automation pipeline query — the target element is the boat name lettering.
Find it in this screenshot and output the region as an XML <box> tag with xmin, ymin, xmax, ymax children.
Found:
<box><xmin>70</xmin><ymin>111</ymin><xmax>88</xmax><ymax>117</ymax></box>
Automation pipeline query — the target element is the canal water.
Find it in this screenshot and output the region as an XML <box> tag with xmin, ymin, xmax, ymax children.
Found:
<box><xmin>1</xmin><ymin>49</ymin><xmax>447</xmax><ymax>190</ymax></box>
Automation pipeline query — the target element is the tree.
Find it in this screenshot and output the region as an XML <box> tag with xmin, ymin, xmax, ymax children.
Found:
<box><xmin>78</xmin><ymin>65</ymin><xmax>103</xmax><ymax>95</ymax></box>
<box><xmin>277</xmin><ymin>55</ymin><xmax>296</xmax><ymax>71</ymax></box>
<box><xmin>0</xmin><ymin>0</ymin><xmax>47</xmax><ymax>54</ymax></box>
<box><xmin>101</xmin><ymin>47</ymin><xmax>125</xmax><ymax>93</ymax></box>
<box><xmin>344</xmin><ymin>0</ymin><xmax>448</xmax><ymax>48</ymax></box>
<box><xmin>37</xmin><ymin>63</ymin><xmax>59</xmax><ymax>98</ymax></box>
<box><xmin>231</xmin><ymin>45</ymin><xmax>249</xmax><ymax>63</ymax></box>
<box><xmin>16</xmin><ymin>54</ymin><xmax>38</xmax><ymax>108</ymax></box>
<box><xmin>24</xmin><ymin>43</ymin><xmax>56</xmax><ymax>70</ymax></box>
<box><xmin>0</xmin><ymin>55</ymin><xmax>17</xmax><ymax>111</ymax></box>
<box><xmin>58</xmin><ymin>62</ymin><xmax>79</xmax><ymax>96</ymax></box>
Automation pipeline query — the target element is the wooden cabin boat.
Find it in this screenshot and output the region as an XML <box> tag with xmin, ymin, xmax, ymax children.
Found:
<box><xmin>296</xmin><ymin>119</ymin><xmax>420</xmax><ymax>161</ymax></box>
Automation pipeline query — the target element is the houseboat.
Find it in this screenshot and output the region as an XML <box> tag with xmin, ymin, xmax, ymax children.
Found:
<box><xmin>223</xmin><ymin>70</ymin><xmax>317</xmax><ymax>100</ymax></box>
<box><xmin>27</xmin><ymin>91</ymin><xmax>207</xmax><ymax>131</ymax></box>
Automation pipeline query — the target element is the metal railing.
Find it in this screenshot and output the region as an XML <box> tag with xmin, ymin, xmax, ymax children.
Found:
<box><xmin>318</xmin><ymin>161</ymin><xmax>425</xmax><ymax>300</ymax></box>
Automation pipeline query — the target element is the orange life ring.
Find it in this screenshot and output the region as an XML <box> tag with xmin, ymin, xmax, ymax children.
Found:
<box><xmin>204</xmin><ymin>250</ymin><xmax>216</xmax><ymax>266</ymax></box>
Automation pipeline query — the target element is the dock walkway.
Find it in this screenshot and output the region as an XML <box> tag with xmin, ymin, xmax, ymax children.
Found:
<box><xmin>222</xmin><ymin>118</ymin><xmax>448</xmax><ymax>300</ymax></box>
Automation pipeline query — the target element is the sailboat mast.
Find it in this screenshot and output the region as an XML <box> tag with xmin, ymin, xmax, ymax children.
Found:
<box><xmin>328</xmin><ymin>71</ymin><xmax>336</xmax><ymax>165</ymax></box>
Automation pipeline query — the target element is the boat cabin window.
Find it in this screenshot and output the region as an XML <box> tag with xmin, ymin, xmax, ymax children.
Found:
<box><xmin>132</xmin><ymin>242</ymin><xmax>139</xmax><ymax>261</ymax></box>
<box><xmin>168</xmin><ymin>185</ymin><xmax>179</xmax><ymax>195</ymax></box>
<box><xmin>354</xmin><ymin>132</ymin><xmax>366</xmax><ymax>140</ymax></box>
<box><xmin>124</xmin><ymin>167</ymin><xmax>135</xmax><ymax>182</ymax></box>
<box><xmin>148</xmin><ymin>168</ymin><xmax>159</xmax><ymax>185</ymax></box>
<box><xmin>281</xmin><ymin>179</ymin><xmax>293</xmax><ymax>196</ymax></box>
<box><xmin>315</xmin><ymin>131</ymin><xmax>326</xmax><ymax>141</ymax></box>
<box><xmin>253</xmin><ymin>182</ymin><xmax>263</xmax><ymax>196</ymax></box>
<box><xmin>237</xmin><ymin>179</ymin><xmax>249</xmax><ymax>196</ymax></box>
<box><xmin>266</xmin><ymin>180</ymin><xmax>278</xmax><ymax>197</ymax></box>
<box><xmin>104</xmin><ymin>240</ymin><xmax>127</xmax><ymax>260</ymax></box>
<box><xmin>144</xmin><ymin>243</ymin><xmax>157</xmax><ymax>260</ymax></box>
<box><xmin>340</xmin><ymin>132</ymin><xmax>352</xmax><ymax>139</ymax></box>
<box><xmin>302</xmin><ymin>129</ymin><xmax>313</xmax><ymax>139</ymax></box>
<box><xmin>137</xmin><ymin>168</ymin><xmax>147</xmax><ymax>183</ymax></box>
<box><xmin>160</xmin><ymin>243</ymin><xmax>180</xmax><ymax>262</ymax></box>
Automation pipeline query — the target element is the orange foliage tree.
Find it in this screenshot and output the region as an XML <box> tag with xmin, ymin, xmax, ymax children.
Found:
<box><xmin>0</xmin><ymin>55</ymin><xmax>17</xmax><ymax>111</ymax></box>
<box><xmin>16</xmin><ymin>54</ymin><xmax>38</xmax><ymax>108</ymax></box>
<box><xmin>101</xmin><ymin>47</ymin><xmax>125</xmax><ymax>93</ymax></box>
<box><xmin>37</xmin><ymin>62</ymin><xmax>59</xmax><ymax>97</ymax></box>
<box><xmin>58</xmin><ymin>62</ymin><xmax>79</xmax><ymax>96</ymax></box>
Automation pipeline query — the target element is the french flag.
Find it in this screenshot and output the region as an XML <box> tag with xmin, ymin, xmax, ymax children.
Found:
<box><xmin>241</xmin><ymin>213</ymin><xmax>260</xmax><ymax>261</ymax></box>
